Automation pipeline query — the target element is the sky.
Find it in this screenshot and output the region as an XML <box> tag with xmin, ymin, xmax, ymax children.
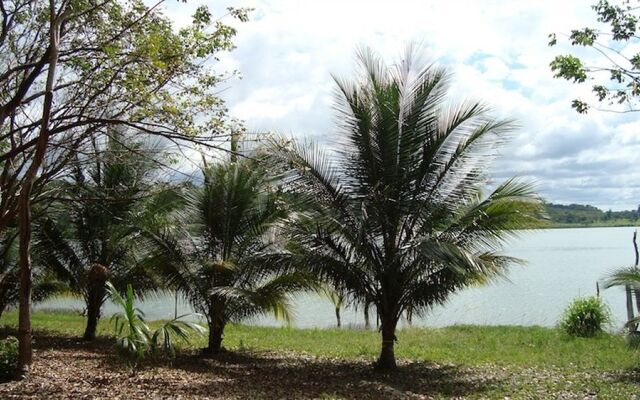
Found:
<box><xmin>158</xmin><ymin>0</ymin><xmax>640</xmax><ymax>211</ymax></box>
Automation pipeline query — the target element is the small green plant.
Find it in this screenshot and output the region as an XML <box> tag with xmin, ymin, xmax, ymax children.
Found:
<box><xmin>150</xmin><ymin>316</ymin><xmax>206</xmax><ymax>357</ymax></box>
<box><xmin>107</xmin><ymin>282</ymin><xmax>204</xmax><ymax>365</ymax></box>
<box><xmin>0</xmin><ymin>336</ymin><xmax>18</xmax><ymax>380</ymax></box>
<box><xmin>559</xmin><ymin>296</ymin><xmax>611</xmax><ymax>337</ymax></box>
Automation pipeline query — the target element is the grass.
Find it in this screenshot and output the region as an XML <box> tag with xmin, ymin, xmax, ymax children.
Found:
<box><xmin>0</xmin><ymin>309</ymin><xmax>637</xmax><ymax>370</ymax></box>
<box><xmin>1</xmin><ymin>310</ymin><xmax>639</xmax><ymax>399</ymax></box>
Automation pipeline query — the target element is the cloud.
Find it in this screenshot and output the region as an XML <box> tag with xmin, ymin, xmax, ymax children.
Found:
<box><xmin>156</xmin><ymin>0</ymin><xmax>640</xmax><ymax>210</ymax></box>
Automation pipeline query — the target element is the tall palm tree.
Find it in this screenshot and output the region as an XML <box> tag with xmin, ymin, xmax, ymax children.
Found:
<box><xmin>155</xmin><ymin>153</ymin><xmax>314</xmax><ymax>354</ymax></box>
<box><xmin>274</xmin><ymin>46</ymin><xmax>543</xmax><ymax>370</ymax></box>
<box><xmin>34</xmin><ymin>135</ymin><xmax>177</xmax><ymax>340</ymax></box>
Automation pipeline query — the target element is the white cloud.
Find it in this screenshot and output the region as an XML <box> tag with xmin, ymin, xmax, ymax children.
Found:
<box><xmin>154</xmin><ymin>0</ymin><xmax>640</xmax><ymax>210</ymax></box>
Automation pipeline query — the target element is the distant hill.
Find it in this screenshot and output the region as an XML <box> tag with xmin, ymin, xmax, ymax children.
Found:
<box><xmin>544</xmin><ymin>202</ymin><xmax>640</xmax><ymax>228</ymax></box>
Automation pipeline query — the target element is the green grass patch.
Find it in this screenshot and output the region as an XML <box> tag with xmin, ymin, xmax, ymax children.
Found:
<box><xmin>1</xmin><ymin>310</ymin><xmax>637</xmax><ymax>371</ymax></box>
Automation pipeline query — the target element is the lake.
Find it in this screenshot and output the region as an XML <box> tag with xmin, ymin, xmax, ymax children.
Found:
<box><xmin>37</xmin><ymin>226</ymin><xmax>640</xmax><ymax>330</ymax></box>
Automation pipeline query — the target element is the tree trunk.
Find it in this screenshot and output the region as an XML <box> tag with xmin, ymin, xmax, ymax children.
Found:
<box><xmin>83</xmin><ymin>294</ymin><xmax>102</xmax><ymax>341</ymax></box>
<box><xmin>204</xmin><ymin>322</ymin><xmax>224</xmax><ymax>354</ymax></box>
<box><xmin>16</xmin><ymin>192</ymin><xmax>33</xmax><ymax>377</ymax></box>
<box><xmin>376</xmin><ymin>314</ymin><xmax>398</xmax><ymax>370</ymax></box>
<box><xmin>16</xmin><ymin>0</ymin><xmax>67</xmax><ymax>377</ymax></box>
<box><xmin>335</xmin><ymin>306</ymin><xmax>341</xmax><ymax>328</ymax></box>
<box><xmin>83</xmin><ymin>264</ymin><xmax>109</xmax><ymax>341</ymax></box>
<box><xmin>364</xmin><ymin>306</ymin><xmax>370</xmax><ymax>329</ymax></box>
<box><xmin>626</xmin><ymin>285</ymin><xmax>636</xmax><ymax>332</ymax></box>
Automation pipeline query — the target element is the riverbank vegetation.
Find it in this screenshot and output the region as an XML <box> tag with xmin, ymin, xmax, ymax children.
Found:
<box><xmin>0</xmin><ymin>310</ymin><xmax>639</xmax><ymax>398</ymax></box>
<box><xmin>544</xmin><ymin>203</ymin><xmax>640</xmax><ymax>228</ymax></box>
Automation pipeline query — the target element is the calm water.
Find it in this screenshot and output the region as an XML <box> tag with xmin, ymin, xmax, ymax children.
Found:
<box><xmin>37</xmin><ymin>227</ymin><xmax>640</xmax><ymax>330</ymax></box>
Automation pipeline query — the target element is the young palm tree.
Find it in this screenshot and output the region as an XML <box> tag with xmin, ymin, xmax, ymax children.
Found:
<box><xmin>274</xmin><ymin>46</ymin><xmax>543</xmax><ymax>370</ymax></box>
<box><xmin>34</xmin><ymin>135</ymin><xmax>177</xmax><ymax>340</ymax></box>
<box><xmin>604</xmin><ymin>267</ymin><xmax>640</xmax><ymax>328</ymax></box>
<box><xmin>156</xmin><ymin>154</ymin><xmax>314</xmax><ymax>354</ymax></box>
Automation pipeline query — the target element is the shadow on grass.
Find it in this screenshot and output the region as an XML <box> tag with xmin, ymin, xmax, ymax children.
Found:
<box><xmin>0</xmin><ymin>327</ymin><xmax>114</xmax><ymax>352</ymax></box>
<box><xmin>611</xmin><ymin>366</ymin><xmax>640</xmax><ymax>386</ymax></box>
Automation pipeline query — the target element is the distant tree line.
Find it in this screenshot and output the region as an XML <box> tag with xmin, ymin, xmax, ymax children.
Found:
<box><xmin>545</xmin><ymin>203</ymin><xmax>640</xmax><ymax>226</ymax></box>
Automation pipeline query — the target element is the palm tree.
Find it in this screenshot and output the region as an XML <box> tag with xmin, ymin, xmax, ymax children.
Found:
<box><xmin>320</xmin><ymin>285</ymin><xmax>347</xmax><ymax>328</ymax></box>
<box><xmin>0</xmin><ymin>226</ymin><xmax>64</xmax><ymax>319</ymax></box>
<box><xmin>274</xmin><ymin>46</ymin><xmax>543</xmax><ymax>370</ymax></box>
<box><xmin>603</xmin><ymin>267</ymin><xmax>640</xmax><ymax>328</ymax></box>
<box><xmin>34</xmin><ymin>135</ymin><xmax>177</xmax><ymax>340</ymax></box>
<box><xmin>155</xmin><ymin>152</ymin><xmax>314</xmax><ymax>354</ymax></box>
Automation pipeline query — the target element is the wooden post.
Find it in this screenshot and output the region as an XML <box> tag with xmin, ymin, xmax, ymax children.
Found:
<box><xmin>630</xmin><ymin>230</ymin><xmax>640</xmax><ymax>332</ymax></box>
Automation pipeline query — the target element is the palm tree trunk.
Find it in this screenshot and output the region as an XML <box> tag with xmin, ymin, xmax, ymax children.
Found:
<box><xmin>626</xmin><ymin>285</ymin><xmax>637</xmax><ymax>333</ymax></box>
<box><xmin>83</xmin><ymin>294</ymin><xmax>102</xmax><ymax>341</ymax></box>
<box><xmin>83</xmin><ymin>264</ymin><xmax>108</xmax><ymax>341</ymax></box>
<box><xmin>335</xmin><ymin>306</ymin><xmax>341</xmax><ymax>328</ymax></box>
<box><xmin>376</xmin><ymin>314</ymin><xmax>398</xmax><ymax>370</ymax></box>
<box><xmin>364</xmin><ymin>305</ymin><xmax>370</xmax><ymax>329</ymax></box>
<box><xmin>205</xmin><ymin>322</ymin><xmax>225</xmax><ymax>354</ymax></box>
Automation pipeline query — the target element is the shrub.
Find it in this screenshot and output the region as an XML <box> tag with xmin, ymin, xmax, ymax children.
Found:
<box><xmin>0</xmin><ymin>336</ymin><xmax>18</xmax><ymax>380</ymax></box>
<box><xmin>559</xmin><ymin>296</ymin><xmax>611</xmax><ymax>337</ymax></box>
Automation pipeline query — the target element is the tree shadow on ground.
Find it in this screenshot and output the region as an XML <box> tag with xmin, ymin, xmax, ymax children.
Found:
<box><xmin>611</xmin><ymin>366</ymin><xmax>640</xmax><ymax>386</ymax></box>
<box><xmin>0</xmin><ymin>333</ymin><xmax>502</xmax><ymax>399</ymax></box>
<box><xmin>1</xmin><ymin>327</ymin><xmax>114</xmax><ymax>353</ymax></box>
<box><xmin>166</xmin><ymin>350</ymin><xmax>502</xmax><ymax>399</ymax></box>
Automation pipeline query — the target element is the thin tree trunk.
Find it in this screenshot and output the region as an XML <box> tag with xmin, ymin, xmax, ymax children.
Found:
<box><xmin>335</xmin><ymin>306</ymin><xmax>341</xmax><ymax>328</ymax></box>
<box><xmin>17</xmin><ymin>189</ymin><xmax>33</xmax><ymax>376</ymax></box>
<box><xmin>174</xmin><ymin>290</ymin><xmax>178</xmax><ymax>320</ymax></box>
<box><xmin>364</xmin><ymin>305</ymin><xmax>370</xmax><ymax>329</ymax></box>
<box><xmin>16</xmin><ymin>0</ymin><xmax>67</xmax><ymax>377</ymax></box>
<box><xmin>376</xmin><ymin>314</ymin><xmax>398</xmax><ymax>370</ymax></box>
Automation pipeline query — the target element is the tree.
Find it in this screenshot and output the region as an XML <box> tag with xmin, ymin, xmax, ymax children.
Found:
<box><xmin>34</xmin><ymin>134</ymin><xmax>179</xmax><ymax>340</ymax></box>
<box><xmin>549</xmin><ymin>0</ymin><xmax>640</xmax><ymax>113</ymax></box>
<box><xmin>0</xmin><ymin>225</ymin><xmax>64</xmax><ymax>319</ymax></box>
<box><xmin>549</xmin><ymin>2</ymin><xmax>640</xmax><ymax>330</ymax></box>
<box><xmin>1</xmin><ymin>0</ymin><xmax>249</xmax><ymax>375</ymax></box>
<box><xmin>603</xmin><ymin>267</ymin><xmax>640</xmax><ymax>328</ymax></box>
<box><xmin>320</xmin><ymin>285</ymin><xmax>347</xmax><ymax>328</ymax></box>
<box><xmin>274</xmin><ymin>46</ymin><xmax>543</xmax><ymax>370</ymax></box>
<box><xmin>156</xmin><ymin>152</ymin><xmax>314</xmax><ymax>354</ymax></box>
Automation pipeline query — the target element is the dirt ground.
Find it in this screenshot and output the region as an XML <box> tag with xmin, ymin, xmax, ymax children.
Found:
<box><xmin>0</xmin><ymin>335</ymin><xmax>508</xmax><ymax>399</ymax></box>
<box><xmin>0</xmin><ymin>335</ymin><xmax>638</xmax><ymax>399</ymax></box>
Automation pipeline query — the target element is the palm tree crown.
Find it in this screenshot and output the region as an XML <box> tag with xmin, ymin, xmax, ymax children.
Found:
<box><xmin>274</xmin><ymin>46</ymin><xmax>543</xmax><ymax>369</ymax></box>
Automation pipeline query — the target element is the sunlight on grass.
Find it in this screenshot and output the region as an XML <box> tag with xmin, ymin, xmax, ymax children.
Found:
<box><xmin>1</xmin><ymin>310</ymin><xmax>637</xmax><ymax>372</ymax></box>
